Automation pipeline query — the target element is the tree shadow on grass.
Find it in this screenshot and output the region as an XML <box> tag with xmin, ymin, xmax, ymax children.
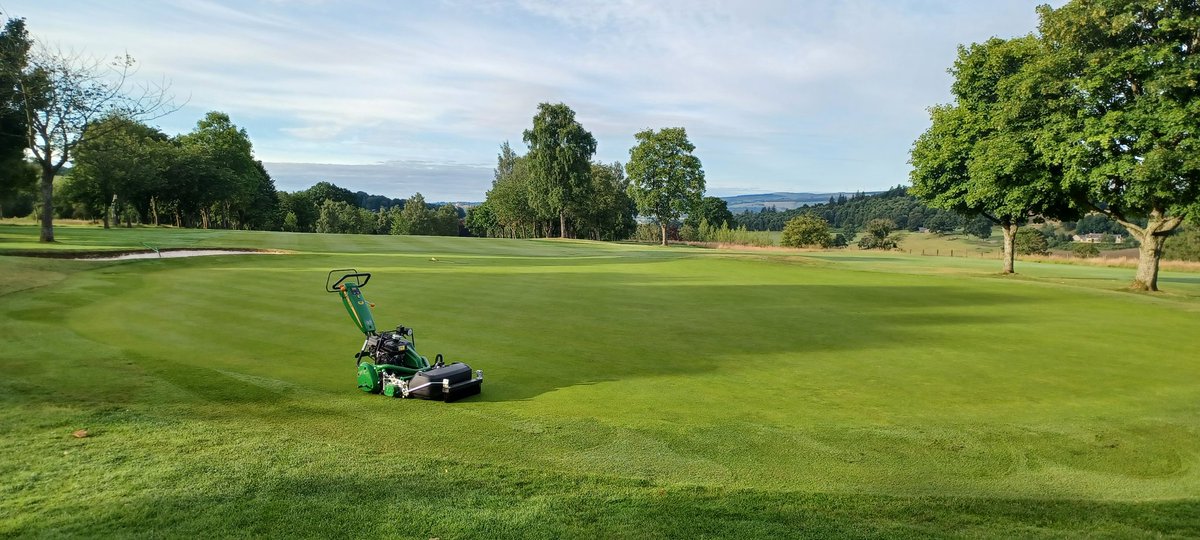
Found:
<box><xmin>15</xmin><ymin>458</ymin><xmax>1198</xmax><ymax>539</ymax></box>
<box><xmin>419</xmin><ymin>273</ymin><xmax>1039</xmax><ymax>402</ymax></box>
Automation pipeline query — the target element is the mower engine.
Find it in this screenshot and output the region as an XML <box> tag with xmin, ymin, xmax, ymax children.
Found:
<box><xmin>328</xmin><ymin>269</ymin><xmax>483</xmax><ymax>402</ymax></box>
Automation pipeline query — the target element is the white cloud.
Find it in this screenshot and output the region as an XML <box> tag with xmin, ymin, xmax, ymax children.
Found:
<box><xmin>11</xmin><ymin>0</ymin><xmax>1052</xmax><ymax>196</ymax></box>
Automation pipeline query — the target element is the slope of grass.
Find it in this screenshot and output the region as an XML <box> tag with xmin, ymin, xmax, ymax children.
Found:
<box><xmin>2</xmin><ymin>224</ymin><xmax>1199</xmax><ymax>538</ymax></box>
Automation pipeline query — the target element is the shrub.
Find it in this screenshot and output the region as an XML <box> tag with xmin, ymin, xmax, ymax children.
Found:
<box><xmin>858</xmin><ymin>219</ymin><xmax>898</xmax><ymax>250</ymax></box>
<box><xmin>1015</xmin><ymin>228</ymin><xmax>1050</xmax><ymax>255</ymax></box>
<box><xmin>679</xmin><ymin>224</ymin><xmax>699</xmax><ymax>242</ymax></box>
<box><xmin>780</xmin><ymin>214</ymin><xmax>832</xmax><ymax>248</ymax></box>
<box><xmin>1164</xmin><ymin>227</ymin><xmax>1200</xmax><ymax>261</ymax></box>
<box><xmin>632</xmin><ymin>223</ymin><xmax>663</xmax><ymax>243</ymax></box>
<box><xmin>1072</xmin><ymin>242</ymin><xmax>1100</xmax><ymax>258</ymax></box>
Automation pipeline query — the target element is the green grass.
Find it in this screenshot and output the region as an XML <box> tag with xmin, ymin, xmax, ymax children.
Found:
<box><xmin>2</xmin><ymin>223</ymin><xmax>1200</xmax><ymax>538</ymax></box>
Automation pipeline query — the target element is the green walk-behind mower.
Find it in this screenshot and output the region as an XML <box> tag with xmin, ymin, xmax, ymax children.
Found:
<box><xmin>326</xmin><ymin>269</ymin><xmax>482</xmax><ymax>402</ymax></box>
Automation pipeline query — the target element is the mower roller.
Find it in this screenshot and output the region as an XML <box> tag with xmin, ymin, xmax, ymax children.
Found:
<box><xmin>326</xmin><ymin>269</ymin><xmax>482</xmax><ymax>402</ymax></box>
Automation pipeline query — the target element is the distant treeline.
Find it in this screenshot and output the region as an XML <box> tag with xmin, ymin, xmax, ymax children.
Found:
<box><xmin>0</xmin><ymin>110</ymin><xmax>468</xmax><ymax>237</ymax></box>
<box><xmin>733</xmin><ymin>186</ymin><xmax>971</xmax><ymax>235</ymax></box>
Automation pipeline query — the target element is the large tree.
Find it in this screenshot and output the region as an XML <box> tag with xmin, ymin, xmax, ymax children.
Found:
<box><xmin>0</xmin><ymin>18</ymin><xmax>32</xmax><ymax>215</ymax></box>
<box><xmin>69</xmin><ymin>114</ymin><xmax>169</xmax><ymax>228</ymax></box>
<box><xmin>16</xmin><ymin>36</ymin><xmax>173</xmax><ymax>241</ymax></box>
<box><xmin>625</xmin><ymin>127</ymin><xmax>706</xmax><ymax>246</ymax></box>
<box><xmin>522</xmin><ymin>103</ymin><xmax>596</xmax><ymax>238</ymax></box>
<box><xmin>911</xmin><ymin>36</ymin><xmax>1074</xmax><ymax>274</ymax></box>
<box><xmin>1038</xmin><ymin>0</ymin><xmax>1200</xmax><ymax>291</ymax></box>
<box><xmin>173</xmin><ymin>112</ymin><xmax>261</xmax><ymax>229</ymax></box>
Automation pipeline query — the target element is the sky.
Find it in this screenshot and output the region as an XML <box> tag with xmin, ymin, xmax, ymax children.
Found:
<box><xmin>10</xmin><ymin>1</ymin><xmax>1055</xmax><ymax>201</ymax></box>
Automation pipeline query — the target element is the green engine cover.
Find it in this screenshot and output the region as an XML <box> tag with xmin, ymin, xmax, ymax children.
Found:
<box><xmin>357</xmin><ymin>362</ymin><xmax>381</xmax><ymax>393</ymax></box>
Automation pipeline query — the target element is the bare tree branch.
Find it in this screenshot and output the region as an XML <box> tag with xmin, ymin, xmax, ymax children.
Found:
<box><xmin>17</xmin><ymin>41</ymin><xmax>180</xmax><ymax>242</ymax></box>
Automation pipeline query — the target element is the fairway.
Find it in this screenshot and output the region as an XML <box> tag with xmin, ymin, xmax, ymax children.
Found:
<box><xmin>3</xmin><ymin>225</ymin><xmax>1200</xmax><ymax>538</ymax></box>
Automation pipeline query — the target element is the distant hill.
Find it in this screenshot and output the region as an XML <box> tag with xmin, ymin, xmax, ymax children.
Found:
<box><xmin>720</xmin><ymin>191</ymin><xmax>884</xmax><ymax>213</ymax></box>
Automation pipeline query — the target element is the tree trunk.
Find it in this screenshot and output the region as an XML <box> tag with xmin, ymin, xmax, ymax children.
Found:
<box><xmin>1000</xmin><ymin>220</ymin><xmax>1017</xmax><ymax>274</ymax></box>
<box><xmin>104</xmin><ymin>193</ymin><xmax>118</xmax><ymax>230</ymax></box>
<box><xmin>660</xmin><ymin>223</ymin><xmax>668</xmax><ymax>246</ymax></box>
<box><xmin>559</xmin><ymin>211</ymin><xmax>567</xmax><ymax>239</ymax></box>
<box><xmin>201</xmin><ymin>207</ymin><xmax>210</xmax><ymax>229</ymax></box>
<box><xmin>150</xmin><ymin>196</ymin><xmax>158</xmax><ymax>226</ymax></box>
<box><xmin>1115</xmin><ymin>209</ymin><xmax>1181</xmax><ymax>292</ymax></box>
<box><xmin>1133</xmin><ymin>233</ymin><xmax>1167</xmax><ymax>291</ymax></box>
<box><xmin>39</xmin><ymin>167</ymin><xmax>54</xmax><ymax>242</ymax></box>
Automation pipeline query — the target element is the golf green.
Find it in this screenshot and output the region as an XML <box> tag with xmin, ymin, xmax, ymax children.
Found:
<box><xmin>2</xmin><ymin>225</ymin><xmax>1198</xmax><ymax>538</ymax></box>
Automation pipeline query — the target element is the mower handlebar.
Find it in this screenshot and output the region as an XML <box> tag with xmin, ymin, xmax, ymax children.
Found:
<box><xmin>326</xmin><ymin>269</ymin><xmax>371</xmax><ymax>292</ymax></box>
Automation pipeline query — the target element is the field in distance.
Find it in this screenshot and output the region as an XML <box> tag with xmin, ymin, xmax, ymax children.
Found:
<box><xmin>2</xmin><ymin>223</ymin><xmax>1198</xmax><ymax>538</ymax></box>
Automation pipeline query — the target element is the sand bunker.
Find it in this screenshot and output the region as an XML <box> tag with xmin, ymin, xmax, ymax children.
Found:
<box><xmin>82</xmin><ymin>249</ymin><xmax>277</xmax><ymax>261</ymax></box>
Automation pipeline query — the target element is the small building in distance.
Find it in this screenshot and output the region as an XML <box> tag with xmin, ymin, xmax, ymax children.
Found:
<box><xmin>1072</xmin><ymin>232</ymin><xmax>1123</xmax><ymax>244</ymax></box>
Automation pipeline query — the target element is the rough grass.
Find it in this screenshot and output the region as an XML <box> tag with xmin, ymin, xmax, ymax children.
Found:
<box><xmin>2</xmin><ymin>223</ymin><xmax>1199</xmax><ymax>538</ymax></box>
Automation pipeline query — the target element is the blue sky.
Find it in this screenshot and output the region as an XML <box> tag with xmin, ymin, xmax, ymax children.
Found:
<box><xmin>12</xmin><ymin>1</ymin><xmax>1052</xmax><ymax>201</ymax></box>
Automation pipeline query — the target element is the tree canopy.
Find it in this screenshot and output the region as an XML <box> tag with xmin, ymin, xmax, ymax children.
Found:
<box><xmin>522</xmin><ymin>103</ymin><xmax>597</xmax><ymax>238</ymax></box>
<box><xmin>1037</xmin><ymin>0</ymin><xmax>1200</xmax><ymax>290</ymax></box>
<box><xmin>625</xmin><ymin>127</ymin><xmax>706</xmax><ymax>246</ymax></box>
<box><xmin>780</xmin><ymin>214</ymin><xmax>833</xmax><ymax>248</ymax></box>
<box><xmin>910</xmin><ymin>35</ymin><xmax>1074</xmax><ymax>274</ymax></box>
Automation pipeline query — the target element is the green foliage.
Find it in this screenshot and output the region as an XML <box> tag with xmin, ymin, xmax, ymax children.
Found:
<box><xmin>626</xmin><ymin>127</ymin><xmax>705</xmax><ymax>245</ymax></box>
<box><xmin>433</xmin><ymin>203</ymin><xmax>461</xmax><ymax>236</ymax></box>
<box><xmin>707</xmin><ymin>222</ymin><xmax>772</xmax><ymax>247</ymax></box>
<box><xmin>0</xmin><ymin>18</ymin><xmax>31</xmax><ymax>212</ymax></box>
<box><xmin>277</xmin><ymin>190</ymin><xmax>318</xmax><ymax>232</ymax></box>
<box><xmin>577</xmin><ymin>161</ymin><xmax>636</xmax><ymax>241</ymax></box>
<box><xmin>170</xmin><ymin>112</ymin><xmax>279</xmax><ymax>230</ymax></box>
<box><xmin>631</xmin><ymin>223</ymin><xmax>665</xmax><ymax>243</ymax></box>
<box><xmin>485</xmin><ymin>144</ymin><xmax>538</xmax><ymax>238</ymax></box>
<box><xmin>1015</xmin><ymin>228</ymin><xmax>1050</xmax><ymax>256</ymax></box>
<box><xmin>1040</xmin><ymin>0</ymin><xmax>1200</xmax><ymax>227</ymax></box>
<box><xmin>1036</xmin><ymin>0</ymin><xmax>1200</xmax><ymax>288</ymax></box>
<box><xmin>306</xmin><ymin>181</ymin><xmax>357</xmax><ymax>207</ymax></box>
<box><xmin>1164</xmin><ymin>227</ymin><xmax>1200</xmax><ymax>262</ymax></box>
<box><xmin>678</xmin><ymin>223</ymin><xmax>699</xmax><ymax>242</ymax></box>
<box><xmin>479</xmin><ymin>139</ymin><xmax>635</xmax><ymax>241</ymax></box>
<box><xmin>0</xmin><ymin>160</ymin><xmax>35</xmax><ymax>218</ymax></box>
<box><xmin>687</xmin><ymin>196</ymin><xmax>734</xmax><ymax>228</ymax></box>
<box><xmin>395</xmin><ymin>192</ymin><xmax>434</xmax><ymax>235</ymax></box>
<box><xmin>923</xmin><ymin>211</ymin><xmax>962</xmax><ymax>234</ymax></box>
<box><xmin>281</xmin><ymin>211</ymin><xmax>299</xmax><ymax>232</ymax></box>
<box><xmin>523</xmin><ymin>103</ymin><xmax>597</xmax><ymax>236</ymax></box>
<box><xmin>1072</xmin><ymin>242</ymin><xmax>1100</xmax><ymax>259</ymax></box>
<box><xmin>1074</xmin><ymin>214</ymin><xmax>1126</xmax><ymax>236</ymax></box>
<box><xmin>964</xmin><ymin>215</ymin><xmax>993</xmax><ymax>239</ymax></box>
<box><xmin>464</xmin><ymin>201</ymin><xmax>500</xmax><ymax>238</ymax></box>
<box><xmin>780</xmin><ymin>214</ymin><xmax>832</xmax><ymax>248</ymax></box>
<box><xmin>60</xmin><ymin>116</ymin><xmax>171</xmax><ymax>226</ymax></box>
<box><xmin>909</xmin><ymin>34</ymin><xmax>1075</xmax><ymax>274</ymax></box>
<box><xmin>734</xmin><ymin>187</ymin><xmax>929</xmax><ymax>232</ymax></box>
<box><xmin>315</xmin><ymin>199</ymin><xmax>373</xmax><ymax>235</ymax></box>
<box><xmin>858</xmin><ymin>219</ymin><xmax>898</xmax><ymax>250</ymax></box>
